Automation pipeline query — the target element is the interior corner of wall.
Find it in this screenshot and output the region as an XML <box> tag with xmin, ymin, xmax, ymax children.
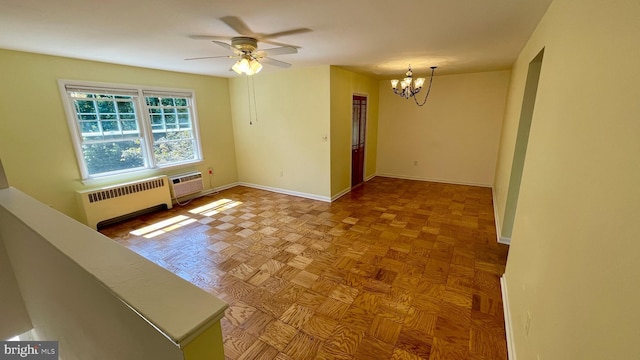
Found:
<box><xmin>0</xmin><ymin>158</ymin><xmax>9</xmax><ymax>189</ymax></box>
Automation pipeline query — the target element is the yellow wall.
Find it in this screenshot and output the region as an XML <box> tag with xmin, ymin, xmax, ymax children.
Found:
<box><xmin>229</xmin><ymin>66</ymin><xmax>331</xmax><ymax>198</ymax></box>
<box><xmin>329</xmin><ymin>66</ymin><xmax>379</xmax><ymax>197</ymax></box>
<box><xmin>0</xmin><ymin>49</ymin><xmax>237</xmax><ymax>222</ymax></box>
<box><xmin>377</xmin><ymin>70</ymin><xmax>510</xmax><ymax>187</ymax></box>
<box><xmin>495</xmin><ymin>0</ymin><xmax>640</xmax><ymax>358</ymax></box>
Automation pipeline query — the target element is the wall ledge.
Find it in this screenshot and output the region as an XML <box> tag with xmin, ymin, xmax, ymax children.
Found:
<box><xmin>0</xmin><ymin>186</ymin><xmax>227</xmax><ymax>347</ymax></box>
<box><xmin>501</xmin><ymin>275</ymin><xmax>516</xmax><ymax>360</ymax></box>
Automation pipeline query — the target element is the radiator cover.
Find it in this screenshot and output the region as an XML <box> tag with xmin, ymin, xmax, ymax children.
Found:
<box><xmin>77</xmin><ymin>175</ymin><xmax>173</xmax><ymax>229</ymax></box>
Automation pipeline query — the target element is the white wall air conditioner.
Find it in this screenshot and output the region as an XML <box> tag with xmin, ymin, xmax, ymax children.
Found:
<box><xmin>169</xmin><ymin>172</ymin><xmax>204</xmax><ymax>199</ymax></box>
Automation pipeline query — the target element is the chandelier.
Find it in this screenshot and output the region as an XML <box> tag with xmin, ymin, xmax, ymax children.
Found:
<box><xmin>232</xmin><ymin>54</ymin><xmax>263</xmax><ymax>76</ymax></box>
<box><xmin>391</xmin><ymin>65</ymin><xmax>437</xmax><ymax>106</ymax></box>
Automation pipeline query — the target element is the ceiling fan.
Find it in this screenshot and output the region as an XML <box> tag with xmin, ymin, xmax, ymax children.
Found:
<box><xmin>186</xmin><ymin>16</ymin><xmax>311</xmax><ymax>75</ymax></box>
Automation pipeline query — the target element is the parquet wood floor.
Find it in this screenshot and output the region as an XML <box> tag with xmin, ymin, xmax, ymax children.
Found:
<box><xmin>101</xmin><ymin>177</ymin><xmax>509</xmax><ymax>360</ymax></box>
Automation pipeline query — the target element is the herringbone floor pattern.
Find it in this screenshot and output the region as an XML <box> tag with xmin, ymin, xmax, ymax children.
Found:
<box><xmin>101</xmin><ymin>177</ymin><xmax>509</xmax><ymax>360</ymax></box>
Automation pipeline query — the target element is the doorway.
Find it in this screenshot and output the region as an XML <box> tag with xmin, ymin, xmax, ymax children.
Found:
<box><xmin>351</xmin><ymin>95</ymin><xmax>367</xmax><ymax>188</ymax></box>
<box><xmin>501</xmin><ymin>49</ymin><xmax>545</xmax><ymax>243</ymax></box>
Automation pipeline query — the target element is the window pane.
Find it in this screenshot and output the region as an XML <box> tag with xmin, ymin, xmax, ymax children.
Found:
<box><xmin>145</xmin><ymin>96</ymin><xmax>198</xmax><ymax>166</ymax></box>
<box><xmin>117</xmin><ymin>101</ymin><xmax>134</xmax><ymax>114</ymax></box>
<box><xmin>146</xmin><ymin>97</ymin><xmax>160</xmax><ymax>106</ymax></box>
<box><xmin>76</xmin><ymin>100</ymin><xmax>96</xmax><ymax>113</ymax></box>
<box><xmin>97</xmin><ymin>101</ymin><xmax>116</xmax><ymax>113</ymax></box>
<box><xmin>122</xmin><ymin>120</ymin><xmax>137</xmax><ymax>131</ymax></box>
<box><xmin>82</xmin><ymin>141</ymin><xmax>144</xmax><ymax>175</ymax></box>
<box><xmin>161</xmin><ymin>98</ymin><xmax>175</xmax><ymax>106</ymax></box>
<box><xmin>153</xmin><ymin>139</ymin><xmax>195</xmax><ymax>165</ymax></box>
<box><xmin>80</xmin><ymin>121</ymin><xmax>99</xmax><ymax>133</ymax></box>
<box><xmin>178</xmin><ymin>114</ymin><xmax>191</xmax><ymax>129</ymax></box>
<box><xmin>101</xmin><ymin>121</ymin><xmax>119</xmax><ymax>132</ymax></box>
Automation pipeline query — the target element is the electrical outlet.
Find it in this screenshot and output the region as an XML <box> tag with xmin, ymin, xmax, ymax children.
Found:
<box><xmin>321</xmin><ymin>134</ymin><xmax>328</xmax><ymax>142</ymax></box>
<box><xmin>413</xmin><ymin>160</ymin><xmax>418</xmax><ymax>166</ymax></box>
<box><xmin>524</xmin><ymin>312</ymin><xmax>532</xmax><ymax>335</ymax></box>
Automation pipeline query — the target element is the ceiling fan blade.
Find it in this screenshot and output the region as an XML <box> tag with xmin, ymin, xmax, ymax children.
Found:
<box><xmin>262</xmin><ymin>28</ymin><xmax>312</xmax><ymax>39</ymax></box>
<box><xmin>211</xmin><ymin>40</ymin><xmax>242</xmax><ymax>56</ymax></box>
<box><xmin>184</xmin><ymin>55</ymin><xmax>233</xmax><ymax>61</ymax></box>
<box><xmin>260</xmin><ymin>46</ymin><xmax>298</xmax><ymax>56</ymax></box>
<box><xmin>261</xmin><ymin>57</ymin><xmax>292</xmax><ymax>68</ymax></box>
<box><xmin>259</xmin><ymin>39</ymin><xmax>301</xmax><ymax>48</ymax></box>
<box><xmin>188</xmin><ymin>35</ymin><xmax>231</xmax><ymax>40</ymax></box>
<box><xmin>220</xmin><ymin>16</ymin><xmax>254</xmax><ymax>36</ymax></box>
<box><xmin>211</xmin><ymin>40</ymin><xmax>233</xmax><ymax>51</ymax></box>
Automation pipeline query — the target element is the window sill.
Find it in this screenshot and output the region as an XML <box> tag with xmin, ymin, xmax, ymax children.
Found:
<box><xmin>80</xmin><ymin>160</ymin><xmax>204</xmax><ymax>188</ymax></box>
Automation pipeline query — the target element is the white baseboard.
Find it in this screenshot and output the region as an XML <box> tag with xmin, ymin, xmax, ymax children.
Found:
<box><xmin>238</xmin><ymin>182</ymin><xmax>331</xmax><ymax>202</ymax></box>
<box><xmin>501</xmin><ymin>276</ymin><xmax>516</xmax><ymax>360</ymax></box>
<box><xmin>365</xmin><ymin>173</ymin><xmax>376</xmax><ymax>182</ymax></box>
<box><xmin>213</xmin><ymin>182</ymin><xmax>241</xmax><ymax>193</ymax></box>
<box><xmin>376</xmin><ymin>173</ymin><xmax>492</xmax><ymax>188</ymax></box>
<box><xmin>171</xmin><ymin>182</ymin><xmax>240</xmax><ymax>204</ymax></box>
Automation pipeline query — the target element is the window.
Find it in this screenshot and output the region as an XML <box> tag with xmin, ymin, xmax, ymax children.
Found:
<box><xmin>60</xmin><ymin>82</ymin><xmax>202</xmax><ymax>179</ymax></box>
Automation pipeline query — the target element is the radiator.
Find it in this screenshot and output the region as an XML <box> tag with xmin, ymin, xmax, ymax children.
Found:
<box><xmin>169</xmin><ymin>172</ymin><xmax>204</xmax><ymax>198</ymax></box>
<box><xmin>77</xmin><ymin>175</ymin><xmax>173</xmax><ymax>229</ymax></box>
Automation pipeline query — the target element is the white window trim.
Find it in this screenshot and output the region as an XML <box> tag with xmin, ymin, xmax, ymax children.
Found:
<box><xmin>58</xmin><ymin>79</ymin><xmax>203</xmax><ymax>181</ymax></box>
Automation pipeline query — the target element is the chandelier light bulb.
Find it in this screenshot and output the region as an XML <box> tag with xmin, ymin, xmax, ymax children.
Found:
<box><xmin>390</xmin><ymin>65</ymin><xmax>438</xmax><ymax>106</ymax></box>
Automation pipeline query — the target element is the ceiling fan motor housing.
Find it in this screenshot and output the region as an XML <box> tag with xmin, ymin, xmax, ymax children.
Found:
<box><xmin>231</xmin><ymin>37</ymin><xmax>258</xmax><ymax>53</ymax></box>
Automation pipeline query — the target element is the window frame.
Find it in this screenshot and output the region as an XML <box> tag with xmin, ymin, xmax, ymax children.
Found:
<box><xmin>58</xmin><ymin>80</ymin><xmax>203</xmax><ymax>180</ymax></box>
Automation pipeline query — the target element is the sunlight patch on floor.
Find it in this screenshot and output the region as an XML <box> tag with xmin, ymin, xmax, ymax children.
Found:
<box><xmin>188</xmin><ymin>199</ymin><xmax>242</xmax><ymax>217</ymax></box>
<box><xmin>130</xmin><ymin>215</ymin><xmax>192</xmax><ymax>238</ymax></box>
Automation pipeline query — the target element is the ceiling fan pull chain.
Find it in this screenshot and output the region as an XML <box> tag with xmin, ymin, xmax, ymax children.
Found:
<box><xmin>247</xmin><ymin>76</ymin><xmax>253</xmax><ymax>125</ymax></box>
<box><xmin>251</xmin><ymin>76</ymin><xmax>258</xmax><ymax>124</ymax></box>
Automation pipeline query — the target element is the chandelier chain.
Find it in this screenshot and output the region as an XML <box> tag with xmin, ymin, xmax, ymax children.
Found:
<box><xmin>414</xmin><ymin>67</ymin><xmax>436</xmax><ymax>107</ymax></box>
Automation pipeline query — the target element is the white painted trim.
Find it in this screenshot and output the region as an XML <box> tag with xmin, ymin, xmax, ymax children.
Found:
<box><xmin>501</xmin><ymin>276</ymin><xmax>516</xmax><ymax>360</ymax></box>
<box><xmin>214</xmin><ymin>182</ymin><xmax>241</xmax><ymax>193</ymax></box>
<box><xmin>499</xmin><ymin>236</ymin><xmax>512</xmax><ymax>245</ymax></box>
<box><xmin>492</xmin><ymin>187</ymin><xmax>504</xmax><ymax>244</ymax></box>
<box><xmin>331</xmin><ymin>187</ymin><xmax>351</xmax><ymax>201</ymax></box>
<box><xmin>238</xmin><ymin>182</ymin><xmax>331</xmax><ymax>202</ymax></box>
<box><xmin>376</xmin><ymin>173</ymin><xmax>492</xmax><ymax>188</ymax></box>
<box><xmin>171</xmin><ymin>182</ymin><xmax>240</xmax><ymax>204</ymax></box>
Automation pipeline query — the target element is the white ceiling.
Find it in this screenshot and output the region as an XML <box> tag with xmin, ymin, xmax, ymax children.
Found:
<box><xmin>0</xmin><ymin>0</ymin><xmax>552</xmax><ymax>79</ymax></box>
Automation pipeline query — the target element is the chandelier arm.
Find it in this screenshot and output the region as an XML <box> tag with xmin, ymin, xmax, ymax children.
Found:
<box><xmin>414</xmin><ymin>67</ymin><xmax>436</xmax><ymax>107</ymax></box>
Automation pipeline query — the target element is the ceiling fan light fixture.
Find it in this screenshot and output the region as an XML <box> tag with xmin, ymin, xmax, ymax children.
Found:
<box><xmin>232</xmin><ymin>57</ymin><xmax>249</xmax><ymax>74</ymax></box>
<box><xmin>232</xmin><ymin>55</ymin><xmax>263</xmax><ymax>76</ymax></box>
<box><xmin>249</xmin><ymin>59</ymin><xmax>263</xmax><ymax>74</ymax></box>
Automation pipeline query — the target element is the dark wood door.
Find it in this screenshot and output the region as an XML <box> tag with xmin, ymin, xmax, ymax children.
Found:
<box><xmin>351</xmin><ymin>95</ymin><xmax>367</xmax><ymax>188</ymax></box>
